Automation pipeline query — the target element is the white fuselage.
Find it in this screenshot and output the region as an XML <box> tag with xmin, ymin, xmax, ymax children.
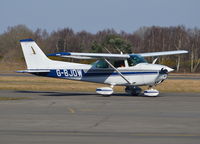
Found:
<box><xmin>36</xmin><ymin>62</ymin><xmax>171</xmax><ymax>87</ymax></box>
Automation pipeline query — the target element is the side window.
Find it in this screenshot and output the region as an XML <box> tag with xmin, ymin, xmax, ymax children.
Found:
<box><xmin>93</xmin><ymin>60</ymin><xmax>125</xmax><ymax>68</ymax></box>
<box><xmin>114</xmin><ymin>60</ymin><xmax>125</xmax><ymax>68</ymax></box>
<box><xmin>95</xmin><ymin>60</ymin><xmax>109</xmax><ymax>68</ymax></box>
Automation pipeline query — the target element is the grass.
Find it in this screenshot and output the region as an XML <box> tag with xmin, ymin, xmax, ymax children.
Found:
<box><xmin>0</xmin><ymin>97</ymin><xmax>30</xmax><ymax>101</ymax></box>
<box><xmin>0</xmin><ymin>62</ymin><xmax>25</xmax><ymax>73</ymax></box>
<box><xmin>0</xmin><ymin>76</ymin><xmax>110</xmax><ymax>92</ymax></box>
<box><xmin>156</xmin><ymin>79</ymin><xmax>200</xmax><ymax>93</ymax></box>
<box><xmin>0</xmin><ymin>76</ymin><xmax>200</xmax><ymax>93</ymax></box>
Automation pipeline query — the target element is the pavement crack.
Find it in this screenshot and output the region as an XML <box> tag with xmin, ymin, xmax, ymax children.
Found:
<box><xmin>47</xmin><ymin>101</ymin><xmax>56</xmax><ymax>108</ymax></box>
<box><xmin>93</xmin><ymin>115</ymin><xmax>111</xmax><ymax>128</ymax></box>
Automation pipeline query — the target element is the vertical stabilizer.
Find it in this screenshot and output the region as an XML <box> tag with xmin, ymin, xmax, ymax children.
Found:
<box><xmin>20</xmin><ymin>39</ymin><xmax>52</xmax><ymax>69</ymax></box>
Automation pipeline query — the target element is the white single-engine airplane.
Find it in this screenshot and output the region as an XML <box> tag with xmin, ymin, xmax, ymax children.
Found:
<box><xmin>18</xmin><ymin>39</ymin><xmax>188</xmax><ymax>96</ymax></box>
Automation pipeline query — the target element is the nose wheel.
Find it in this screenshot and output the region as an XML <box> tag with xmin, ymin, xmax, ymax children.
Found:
<box><xmin>144</xmin><ymin>86</ymin><xmax>159</xmax><ymax>97</ymax></box>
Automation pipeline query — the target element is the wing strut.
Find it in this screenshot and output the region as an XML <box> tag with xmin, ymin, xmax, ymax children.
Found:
<box><xmin>104</xmin><ymin>58</ymin><xmax>133</xmax><ymax>85</ymax></box>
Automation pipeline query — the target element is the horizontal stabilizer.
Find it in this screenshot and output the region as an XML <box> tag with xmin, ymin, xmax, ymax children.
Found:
<box><xmin>17</xmin><ymin>69</ymin><xmax>50</xmax><ymax>73</ymax></box>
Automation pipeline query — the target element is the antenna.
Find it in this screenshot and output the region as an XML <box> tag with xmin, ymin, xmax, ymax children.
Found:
<box><xmin>104</xmin><ymin>46</ymin><xmax>123</xmax><ymax>54</ymax></box>
<box><xmin>115</xmin><ymin>46</ymin><xmax>123</xmax><ymax>54</ymax></box>
<box><xmin>103</xmin><ymin>47</ymin><xmax>112</xmax><ymax>54</ymax></box>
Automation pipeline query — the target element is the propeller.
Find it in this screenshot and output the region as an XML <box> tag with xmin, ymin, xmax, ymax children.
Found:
<box><xmin>152</xmin><ymin>57</ymin><xmax>158</xmax><ymax>64</ymax></box>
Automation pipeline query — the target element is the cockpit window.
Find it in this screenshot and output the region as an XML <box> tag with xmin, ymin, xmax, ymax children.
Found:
<box><xmin>92</xmin><ymin>59</ymin><xmax>125</xmax><ymax>68</ymax></box>
<box><xmin>92</xmin><ymin>55</ymin><xmax>146</xmax><ymax>68</ymax></box>
<box><xmin>127</xmin><ymin>55</ymin><xmax>147</xmax><ymax>66</ymax></box>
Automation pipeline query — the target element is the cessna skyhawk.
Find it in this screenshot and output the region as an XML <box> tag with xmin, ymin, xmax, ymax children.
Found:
<box><xmin>18</xmin><ymin>39</ymin><xmax>188</xmax><ymax>96</ymax></box>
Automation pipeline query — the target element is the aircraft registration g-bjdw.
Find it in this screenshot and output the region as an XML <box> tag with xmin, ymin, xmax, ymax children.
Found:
<box><xmin>17</xmin><ymin>39</ymin><xmax>188</xmax><ymax>96</ymax></box>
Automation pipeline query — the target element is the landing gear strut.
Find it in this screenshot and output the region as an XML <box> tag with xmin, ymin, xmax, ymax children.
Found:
<box><xmin>125</xmin><ymin>86</ymin><xmax>142</xmax><ymax>96</ymax></box>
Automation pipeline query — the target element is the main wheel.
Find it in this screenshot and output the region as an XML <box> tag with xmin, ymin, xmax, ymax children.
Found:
<box><xmin>125</xmin><ymin>86</ymin><xmax>142</xmax><ymax>96</ymax></box>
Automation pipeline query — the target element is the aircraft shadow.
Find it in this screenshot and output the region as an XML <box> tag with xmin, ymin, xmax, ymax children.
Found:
<box><xmin>113</xmin><ymin>93</ymin><xmax>159</xmax><ymax>97</ymax></box>
<box><xmin>15</xmin><ymin>90</ymin><xmax>97</xmax><ymax>97</ymax></box>
<box><xmin>15</xmin><ymin>90</ymin><xmax>153</xmax><ymax>97</ymax></box>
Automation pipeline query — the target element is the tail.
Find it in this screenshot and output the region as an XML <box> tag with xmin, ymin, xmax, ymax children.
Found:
<box><xmin>20</xmin><ymin>39</ymin><xmax>52</xmax><ymax>69</ymax></box>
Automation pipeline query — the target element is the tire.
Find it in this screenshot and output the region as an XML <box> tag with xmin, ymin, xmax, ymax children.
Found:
<box><xmin>125</xmin><ymin>86</ymin><xmax>142</xmax><ymax>96</ymax></box>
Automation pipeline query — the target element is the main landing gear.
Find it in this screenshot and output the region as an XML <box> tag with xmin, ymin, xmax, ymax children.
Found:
<box><xmin>96</xmin><ymin>85</ymin><xmax>159</xmax><ymax>97</ymax></box>
<box><xmin>96</xmin><ymin>87</ymin><xmax>113</xmax><ymax>96</ymax></box>
<box><xmin>125</xmin><ymin>86</ymin><xmax>142</xmax><ymax>96</ymax></box>
<box><xmin>125</xmin><ymin>85</ymin><xmax>159</xmax><ymax>97</ymax></box>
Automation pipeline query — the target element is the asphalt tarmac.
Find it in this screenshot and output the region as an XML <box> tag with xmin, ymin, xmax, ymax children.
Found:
<box><xmin>0</xmin><ymin>90</ymin><xmax>200</xmax><ymax>144</ymax></box>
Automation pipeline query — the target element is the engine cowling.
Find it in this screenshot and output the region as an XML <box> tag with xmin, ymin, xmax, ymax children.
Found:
<box><xmin>155</xmin><ymin>68</ymin><xmax>168</xmax><ymax>84</ymax></box>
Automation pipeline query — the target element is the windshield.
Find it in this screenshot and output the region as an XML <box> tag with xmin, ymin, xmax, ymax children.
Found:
<box><xmin>127</xmin><ymin>54</ymin><xmax>147</xmax><ymax>66</ymax></box>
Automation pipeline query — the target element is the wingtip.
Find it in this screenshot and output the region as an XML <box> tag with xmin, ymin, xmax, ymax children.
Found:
<box><xmin>20</xmin><ymin>39</ymin><xmax>34</xmax><ymax>42</ymax></box>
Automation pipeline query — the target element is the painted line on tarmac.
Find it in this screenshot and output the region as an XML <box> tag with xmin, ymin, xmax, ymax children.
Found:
<box><xmin>67</xmin><ymin>107</ymin><xmax>75</xmax><ymax>114</ymax></box>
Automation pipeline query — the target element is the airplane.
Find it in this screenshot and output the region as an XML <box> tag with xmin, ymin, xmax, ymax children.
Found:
<box><xmin>17</xmin><ymin>39</ymin><xmax>188</xmax><ymax>97</ymax></box>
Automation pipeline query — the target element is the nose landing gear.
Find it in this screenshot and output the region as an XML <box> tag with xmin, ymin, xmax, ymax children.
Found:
<box><xmin>142</xmin><ymin>68</ymin><xmax>169</xmax><ymax>97</ymax></box>
<box><xmin>144</xmin><ymin>86</ymin><xmax>159</xmax><ymax>97</ymax></box>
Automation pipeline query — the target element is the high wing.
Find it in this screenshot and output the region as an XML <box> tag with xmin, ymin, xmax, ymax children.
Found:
<box><xmin>47</xmin><ymin>52</ymin><xmax>130</xmax><ymax>59</ymax></box>
<box><xmin>47</xmin><ymin>50</ymin><xmax>188</xmax><ymax>59</ymax></box>
<box><xmin>138</xmin><ymin>50</ymin><xmax>188</xmax><ymax>57</ymax></box>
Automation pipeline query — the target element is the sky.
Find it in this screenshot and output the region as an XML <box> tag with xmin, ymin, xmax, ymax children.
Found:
<box><xmin>0</xmin><ymin>0</ymin><xmax>200</xmax><ymax>34</ymax></box>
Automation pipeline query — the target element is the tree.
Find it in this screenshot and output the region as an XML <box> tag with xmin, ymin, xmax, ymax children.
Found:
<box><xmin>1</xmin><ymin>25</ymin><xmax>200</xmax><ymax>72</ymax></box>
<box><xmin>189</xmin><ymin>28</ymin><xmax>200</xmax><ymax>72</ymax></box>
<box><xmin>0</xmin><ymin>25</ymin><xmax>34</xmax><ymax>62</ymax></box>
<box><xmin>91</xmin><ymin>41</ymin><xmax>103</xmax><ymax>53</ymax></box>
<box><xmin>104</xmin><ymin>35</ymin><xmax>132</xmax><ymax>53</ymax></box>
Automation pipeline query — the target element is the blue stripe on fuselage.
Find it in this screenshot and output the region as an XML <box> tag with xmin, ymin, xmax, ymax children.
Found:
<box><xmin>33</xmin><ymin>69</ymin><xmax>158</xmax><ymax>78</ymax></box>
<box><xmin>83</xmin><ymin>71</ymin><xmax>157</xmax><ymax>76</ymax></box>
